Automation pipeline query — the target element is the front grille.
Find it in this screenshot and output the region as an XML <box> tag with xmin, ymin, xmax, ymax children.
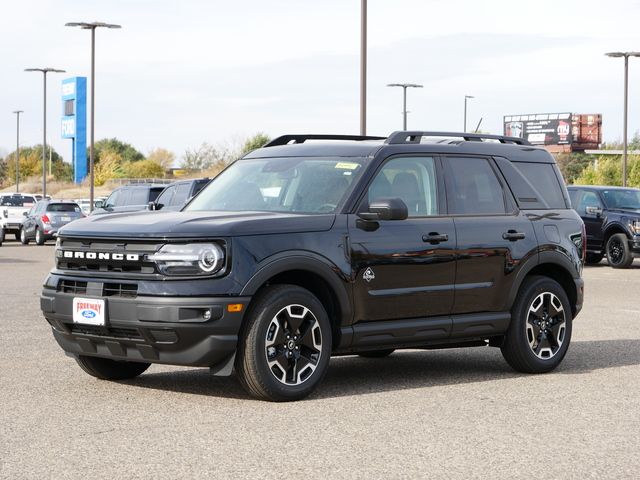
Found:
<box><xmin>58</xmin><ymin>279</ymin><xmax>88</xmax><ymax>295</ymax></box>
<box><xmin>69</xmin><ymin>324</ymin><xmax>143</xmax><ymax>341</ymax></box>
<box><xmin>103</xmin><ymin>283</ymin><xmax>138</xmax><ymax>298</ymax></box>
<box><xmin>56</xmin><ymin>238</ymin><xmax>160</xmax><ymax>275</ymax></box>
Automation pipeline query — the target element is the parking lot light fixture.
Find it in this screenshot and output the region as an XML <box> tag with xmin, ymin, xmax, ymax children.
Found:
<box><xmin>387</xmin><ymin>83</ymin><xmax>423</xmax><ymax>130</ymax></box>
<box><xmin>464</xmin><ymin>95</ymin><xmax>474</xmax><ymax>132</ymax></box>
<box><xmin>24</xmin><ymin>68</ymin><xmax>66</xmax><ymax>198</ymax></box>
<box><xmin>605</xmin><ymin>51</ymin><xmax>640</xmax><ymax>187</ymax></box>
<box><xmin>65</xmin><ymin>21</ymin><xmax>121</xmax><ymax>212</ymax></box>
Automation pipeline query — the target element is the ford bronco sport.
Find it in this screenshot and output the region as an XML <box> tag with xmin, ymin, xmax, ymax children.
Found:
<box><xmin>40</xmin><ymin>131</ymin><xmax>585</xmax><ymax>401</ymax></box>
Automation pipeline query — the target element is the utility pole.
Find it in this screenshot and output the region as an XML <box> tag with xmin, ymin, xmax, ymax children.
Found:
<box><xmin>13</xmin><ymin>110</ymin><xmax>23</xmax><ymax>192</ymax></box>
<box><xmin>360</xmin><ymin>0</ymin><xmax>367</xmax><ymax>135</ymax></box>
<box><xmin>387</xmin><ymin>83</ymin><xmax>423</xmax><ymax>130</ymax></box>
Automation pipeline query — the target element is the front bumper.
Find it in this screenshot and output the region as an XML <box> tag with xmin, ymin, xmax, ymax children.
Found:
<box><xmin>631</xmin><ymin>233</ymin><xmax>640</xmax><ymax>253</ymax></box>
<box><xmin>41</xmin><ymin>289</ymin><xmax>250</xmax><ymax>370</ymax></box>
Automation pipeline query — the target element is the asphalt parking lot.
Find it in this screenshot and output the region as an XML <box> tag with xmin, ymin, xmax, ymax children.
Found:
<box><xmin>1</xmin><ymin>242</ymin><xmax>639</xmax><ymax>479</ymax></box>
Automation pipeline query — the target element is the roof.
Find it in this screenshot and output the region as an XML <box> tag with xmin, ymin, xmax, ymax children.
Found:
<box><xmin>244</xmin><ymin>131</ymin><xmax>554</xmax><ymax>163</ymax></box>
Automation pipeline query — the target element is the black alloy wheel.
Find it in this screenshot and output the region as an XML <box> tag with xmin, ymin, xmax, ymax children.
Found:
<box><xmin>606</xmin><ymin>233</ymin><xmax>633</xmax><ymax>268</ymax></box>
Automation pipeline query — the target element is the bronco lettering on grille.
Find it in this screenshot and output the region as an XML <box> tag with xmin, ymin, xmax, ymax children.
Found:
<box><xmin>57</xmin><ymin>250</ymin><xmax>140</xmax><ymax>262</ymax></box>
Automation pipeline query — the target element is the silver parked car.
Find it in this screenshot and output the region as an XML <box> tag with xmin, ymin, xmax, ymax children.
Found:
<box><xmin>21</xmin><ymin>200</ymin><xmax>84</xmax><ymax>245</ymax></box>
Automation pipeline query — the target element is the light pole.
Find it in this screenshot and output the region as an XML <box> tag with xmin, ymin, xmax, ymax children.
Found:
<box><xmin>464</xmin><ymin>95</ymin><xmax>474</xmax><ymax>132</ymax></box>
<box><xmin>13</xmin><ymin>110</ymin><xmax>23</xmax><ymax>192</ymax></box>
<box><xmin>24</xmin><ymin>68</ymin><xmax>65</xmax><ymax>198</ymax></box>
<box><xmin>360</xmin><ymin>0</ymin><xmax>367</xmax><ymax>135</ymax></box>
<box><xmin>387</xmin><ymin>83</ymin><xmax>423</xmax><ymax>130</ymax></box>
<box><xmin>605</xmin><ymin>51</ymin><xmax>640</xmax><ymax>187</ymax></box>
<box><xmin>66</xmin><ymin>21</ymin><xmax>121</xmax><ymax>211</ymax></box>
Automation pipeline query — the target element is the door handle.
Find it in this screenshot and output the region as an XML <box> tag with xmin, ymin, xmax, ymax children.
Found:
<box><xmin>503</xmin><ymin>230</ymin><xmax>526</xmax><ymax>241</ymax></box>
<box><xmin>422</xmin><ymin>232</ymin><xmax>449</xmax><ymax>244</ymax></box>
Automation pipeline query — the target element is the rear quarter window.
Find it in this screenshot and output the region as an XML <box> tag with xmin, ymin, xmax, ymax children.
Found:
<box><xmin>494</xmin><ymin>158</ymin><xmax>568</xmax><ymax>209</ymax></box>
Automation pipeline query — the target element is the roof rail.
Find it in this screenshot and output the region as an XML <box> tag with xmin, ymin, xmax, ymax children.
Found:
<box><xmin>264</xmin><ymin>134</ymin><xmax>386</xmax><ymax>147</ymax></box>
<box><xmin>385</xmin><ymin>131</ymin><xmax>531</xmax><ymax>146</ymax></box>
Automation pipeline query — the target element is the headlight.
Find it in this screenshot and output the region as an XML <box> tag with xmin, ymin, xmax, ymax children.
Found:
<box><xmin>630</xmin><ymin>220</ymin><xmax>640</xmax><ymax>234</ymax></box>
<box><xmin>147</xmin><ymin>243</ymin><xmax>225</xmax><ymax>276</ymax></box>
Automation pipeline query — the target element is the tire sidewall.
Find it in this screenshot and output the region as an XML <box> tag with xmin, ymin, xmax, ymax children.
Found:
<box><xmin>20</xmin><ymin>228</ymin><xmax>28</xmax><ymax>244</ymax></box>
<box><xmin>36</xmin><ymin>228</ymin><xmax>43</xmax><ymax>245</ymax></box>
<box><xmin>245</xmin><ymin>286</ymin><xmax>332</xmax><ymax>400</ymax></box>
<box><xmin>510</xmin><ymin>277</ymin><xmax>573</xmax><ymax>371</ymax></box>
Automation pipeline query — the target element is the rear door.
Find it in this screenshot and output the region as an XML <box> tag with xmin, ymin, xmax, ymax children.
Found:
<box><xmin>443</xmin><ymin>156</ymin><xmax>536</xmax><ymax>316</ymax></box>
<box><xmin>349</xmin><ymin>155</ymin><xmax>456</xmax><ymax>323</ymax></box>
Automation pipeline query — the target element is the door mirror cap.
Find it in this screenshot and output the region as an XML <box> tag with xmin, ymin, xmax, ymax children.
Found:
<box><xmin>94</xmin><ymin>200</ymin><xmax>104</xmax><ymax>209</ymax></box>
<box><xmin>22</xmin><ymin>211</ymin><xmax>28</xmax><ymax>217</ymax></box>
<box><xmin>585</xmin><ymin>206</ymin><xmax>603</xmax><ymax>216</ymax></box>
<box><xmin>358</xmin><ymin>197</ymin><xmax>408</xmax><ymax>221</ymax></box>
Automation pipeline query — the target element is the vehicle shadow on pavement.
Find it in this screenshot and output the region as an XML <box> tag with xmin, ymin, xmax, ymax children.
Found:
<box><xmin>121</xmin><ymin>338</ymin><xmax>640</xmax><ymax>400</ymax></box>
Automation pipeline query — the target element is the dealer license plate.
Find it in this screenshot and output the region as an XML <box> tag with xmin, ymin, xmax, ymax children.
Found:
<box><xmin>72</xmin><ymin>298</ymin><xmax>106</xmax><ymax>326</ymax></box>
<box><xmin>60</xmin><ymin>216</ymin><xmax>71</xmax><ymax>222</ymax></box>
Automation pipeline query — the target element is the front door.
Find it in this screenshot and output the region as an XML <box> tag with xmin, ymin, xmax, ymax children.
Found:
<box><xmin>349</xmin><ymin>155</ymin><xmax>456</xmax><ymax>322</ymax></box>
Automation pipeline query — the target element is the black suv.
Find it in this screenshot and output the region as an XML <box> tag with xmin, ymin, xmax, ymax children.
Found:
<box><xmin>151</xmin><ymin>178</ymin><xmax>211</xmax><ymax>212</ymax></box>
<box><xmin>568</xmin><ymin>185</ymin><xmax>640</xmax><ymax>268</ymax></box>
<box><xmin>40</xmin><ymin>131</ymin><xmax>585</xmax><ymax>401</ymax></box>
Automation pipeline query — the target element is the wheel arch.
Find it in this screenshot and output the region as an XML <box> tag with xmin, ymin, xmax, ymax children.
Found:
<box><xmin>240</xmin><ymin>254</ymin><xmax>353</xmax><ymax>343</ymax></box>
<box><xmin>508</xmin><ymin>253</ymin><xmax>580</xmax><ymax>317</ymax></box>
<box><xmin>603</xmin><ymin>223</ymin><xmax>630</xmax><ymax>242</ymax></box>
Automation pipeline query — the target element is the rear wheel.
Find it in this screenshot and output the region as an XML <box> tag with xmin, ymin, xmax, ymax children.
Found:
<box><xmin>236</xmin><ymin>284</ymin><xmax>332</xmax><ymax>401</ymax></box>
<box><xmin>19</xmin><ymin>228</ymin><xmax>29</xmax><ymax>245</ymax></box>
<box><xmin>14</xmin><ymin>232</ymin><xmax>20</xmax><ymax>241</ymax></box>
<box><xmin>35</xmin><ymin>228</ymin><xmax>45</xmax><ymax>245</ymax></box>
<box><xmin>358</xmin><ymin>349</ymin><xmax>395</xmax><ymax>358</ymax></box>
<box><xmin>75</xmin><ymin>356</ymin><xmax>150</xmax><ymax>380</ymax></box>
<box><xmin>606</xmin><ymin>233</ymin><xmax>633</xmax><ymax>268</ymax></box>
<box><xmin>501</xmin><ymin>276</ymin><xmax>572</xmax><ymax>373</ymax></box>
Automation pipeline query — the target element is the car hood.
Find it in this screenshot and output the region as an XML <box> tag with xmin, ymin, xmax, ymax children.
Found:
<box><xmin>608</xmin><ymin>207</ymin><xmax>640</xmax><ymax>216</ymax></box>
<box><xmin>58</xmin><ymin>210</ymin><xmax>336</xmax><ymax>238</ymax></box>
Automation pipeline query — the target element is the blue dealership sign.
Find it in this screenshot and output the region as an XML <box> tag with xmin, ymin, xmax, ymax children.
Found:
<box><xmin>61</xmin><ymin>77</ymin><xmax>87</xmax><ymax>183</ymax></box>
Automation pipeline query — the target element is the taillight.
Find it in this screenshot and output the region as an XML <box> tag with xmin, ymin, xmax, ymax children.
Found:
<box><xmin>581</xmin><ymin>222</ymin><xmax>587</xmax><ymax>263</ymax></box>
<box><xmin>41</xmin><ymin>214</ymin><xmax>51</xmax><ymax>224</ymax></box>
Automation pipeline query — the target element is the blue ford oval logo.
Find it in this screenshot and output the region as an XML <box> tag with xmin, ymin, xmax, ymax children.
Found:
<box><xmin>82</xmin><ymin>310</ymin><xmax>96</xmax><ymax>319</ymax></box>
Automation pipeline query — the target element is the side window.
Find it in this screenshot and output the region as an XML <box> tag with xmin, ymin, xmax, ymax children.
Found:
<box><xmin>172</xmin><ymin>183</ymin><xmax>192</xmax><ymax>206</ymax></box>
<box><xmin>156</xmin><ymin>186</ymin><xmax>175</xmax><ymax>206</ymax></box>
<box><xmin>129</xmin><ymin>188</ymin><xmax>148</xmax><ymax>205</ymax></box>
<box><xmin>445</xmin><ymin>157</ymin><xmax>507</xmax><ymax>215</ymax></box>
<box><xmin>577</xmin><ymin>191</ymin><xmax>602</xmax><ymax>215</ymax></box>
<box><xmin>367</xmin><ymin>156</ymin><xmax>439</xmax><ymax>217</ymax></box>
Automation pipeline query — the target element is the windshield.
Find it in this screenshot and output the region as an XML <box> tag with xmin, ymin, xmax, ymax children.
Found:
<box><xmin>601</xmin><ymin>189</ymin><xmax>640</xmax><ymax>209</ymax></box>
<box><xmin>186</xmin><ymin>157</ymin><xmax>367</xmax><ymax>214</ymax></box>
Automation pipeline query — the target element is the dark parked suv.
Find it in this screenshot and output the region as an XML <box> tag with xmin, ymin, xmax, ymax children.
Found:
<box><xmin>151</xmin><ymin>178</ymin><xmax>211</xmax><ymax>211</ymax></box>
<box><xmin>568</xmin><ymin>185</ymin><xmax>640</xmax><ymax>268</ymax></box>
<box><xmin>40</xmin><ymin>131</ymin><xmax>585</xmax><ymax>401</ymax></box>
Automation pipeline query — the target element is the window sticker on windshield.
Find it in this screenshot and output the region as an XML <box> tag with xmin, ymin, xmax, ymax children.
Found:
<box><xmin>335</xmin><ymin>162</ymin><xmax>359</xmax><ymax>170</ymax></box>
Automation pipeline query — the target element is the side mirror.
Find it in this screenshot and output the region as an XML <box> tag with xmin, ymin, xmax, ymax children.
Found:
<box><xmin>358</xmin><ymin>198</ymin><xmax>408</xmax><ymax>221</ymax></box>
<box><xmin>94</xmin><ymin>200</ymin><xmax>104</xmax><ymax>209</ymax></box>
<box><xmin>22</xmin><ymin>211</ymin><xmax>28</xmax><ymax>217</ymax></box>
<box><xmin>149</xmin><ymin>201</ymin><xmax>163</xmax><ymax>211</ymax></box>
<box><xmin>585</xmin><ymin>206</ymin><xmax>603</xmax><ymax>217</ymax></box>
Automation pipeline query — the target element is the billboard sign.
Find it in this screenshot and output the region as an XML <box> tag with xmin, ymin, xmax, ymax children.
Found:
<box><xmin>504</xmin><ymin>113</ymin><xmax>573</xmax><ymax>145</ymax></box>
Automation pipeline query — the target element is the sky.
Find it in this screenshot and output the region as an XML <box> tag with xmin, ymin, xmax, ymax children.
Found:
<box><xmin>2</xmin><ymin>0</ymin><xmax>640</xmax><ymax>164</ymax></box>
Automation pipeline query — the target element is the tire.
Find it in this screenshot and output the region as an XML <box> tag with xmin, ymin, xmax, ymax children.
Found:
<box><xmin>235</xmin><ymin>284</ymin><xmax>332</xmax><ymax>401</ymax></box>
<box><xmin>19</xmin><ymin>228</ymin><xmax>29</xmax><ymax>245</ymax></box>
<box><xmin>501</xmin><ymin>276</ymin><xmax>572</xmax><ymax>374</ymax></box>
<box><xmin>0</xmin><ymin>228</ymin><xmax>4</xmax><ymax>246</ymax></box>
<box><xmin>358</xmin><ymin>349</ymin><xmax>396</xmax><ymax>358</ymax></box>
<box><xmin>14</xmin><ymin>232</ymin><xmax>20</xmax><ymax>241</ymax></box>
<box><xmin>75</xmin><ymin>356</ymin><xmax>150</xmax><ymax>380</ymax></box>
<box><xmin>35</xmin><ymin>228</ymin><xmax>45</xmax><ymax>245</ymax></box>
<box><xmin>606</xmin><ymin>233</ymin><xmax>634</xmax><ymax>268</ymax></box>
<box><xmin>585</xmin><ymin>252</ymin><xmax>603</xmax><ymax>265</ymax></box>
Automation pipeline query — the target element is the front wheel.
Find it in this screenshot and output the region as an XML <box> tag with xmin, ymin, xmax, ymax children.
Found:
<box><xmin>19</xmin><ymin>228</ymin><xmax>29</xmax><ymax>245</ymax></box>
<box><xmin>501</xmin><ymin>276</ymin><xmax>572</xmax><ymax>373</ymax></box>
<box><xmin>75</xmin><ymin>356</ymin><xmax>150</xmax><ymax>380</ymax></box>
<box><xmin>236</xmin><ymin>285</ymin><xmax>332</xmax><ymax>401</ymax></box>
<box><xmin>606</xmin><ymin>233</ymin><xmax>633</xmax><ymax>268</ymax></box>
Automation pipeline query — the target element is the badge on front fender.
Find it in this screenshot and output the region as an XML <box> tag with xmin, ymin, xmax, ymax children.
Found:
<box><xmin>363</xmin><ymin>267</ymin><xmax>375</xmax><ymax>283</ymax></box>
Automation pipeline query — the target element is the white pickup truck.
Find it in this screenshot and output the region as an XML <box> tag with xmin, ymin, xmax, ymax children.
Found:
<box><xmin>0</xmin><ymin>193</ymin><xmax>38</xmax><ymax>241</ymax></box>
